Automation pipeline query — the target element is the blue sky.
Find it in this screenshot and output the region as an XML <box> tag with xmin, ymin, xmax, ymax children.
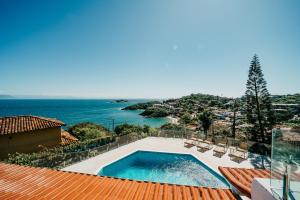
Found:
<box><xmin>0</xmin><ymin>0</ymin><xmax>299</xmax><ymax>98</ymax></box>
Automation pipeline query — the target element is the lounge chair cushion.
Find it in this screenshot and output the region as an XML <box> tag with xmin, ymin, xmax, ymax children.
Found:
<box><xmin>214</xmin><ymin>146</ymin><xmax>226</xmax><ymax>154</ymax></box>
<box><xmin>231</xmin><ymin>150</ymin><xmax>246</xmax><ymax>159</ymax></box>
<box><xmin>197</xmin><ymin>141</ymin><xmax>212</xmax><ymax>150</ymax></box>
<box><xmin>237</xmin><ymin>147</ymin><xmax>247</xmax><ymax>153</ymax></box>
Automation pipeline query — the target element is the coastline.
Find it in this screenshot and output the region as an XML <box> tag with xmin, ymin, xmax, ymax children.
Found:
<box><xmin>0</xmin><ymin>99</ymin><xmax>167</xmax><ymax>129</ymax></box>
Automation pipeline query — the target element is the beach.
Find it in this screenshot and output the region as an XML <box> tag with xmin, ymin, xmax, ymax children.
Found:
<box><xmin>167</xmin><ymin>116</ymin><xmax>179</xmax><ymax>124</ymax></box>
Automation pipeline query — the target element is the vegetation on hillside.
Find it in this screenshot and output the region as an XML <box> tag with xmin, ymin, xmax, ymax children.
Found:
<box><xmin>174</xmin><ymin>93</ymin><xmax>229</xmax><ymax>111</ymax></box>
<box><xmin>140</xmin><ymin>107</ymin><xmax>170</xmax><ymax>118</ymax></box>
<box><xmin>122</xmin><ymin>101</ymin><xmax>161</xmax><ymax>110</ymax></box>
<box><xmin>272</xmin><ymin>94</ymin><xmax>300</xmax><ymax>104</ymax></box>
<box><xmin>6</xmin><ymin>135</ymin><xmax>115</xmax><ymax>168</ymax></box>
<box><xmin>179</xmin><ymin>113</ymin><xmax>193</xmax><ymax>124</ymax></box>
<box><xmin>160</xmin><ymin>123</ymin><xmax>186</xmax><ymax>131</ymax></box>
<box><xmin>114</xmin><ymin>124</ymin><xmax>158</xmax><ymax>136</ymax></box>
<box><xmin>68</xmin><ymin>122</ymin><xmax>110</xmax><ymax>141</ymax></box>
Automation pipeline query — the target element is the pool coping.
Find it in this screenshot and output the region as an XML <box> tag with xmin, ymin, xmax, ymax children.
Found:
<box><xmin>63</xmin><ymin>137</ymin><xmax>257</xmax><ymax>189</ymax></box>
<box><xmin>96</xmin><ymin>149</ymin><xmax>232</xmax><ymax>189</ymax></box>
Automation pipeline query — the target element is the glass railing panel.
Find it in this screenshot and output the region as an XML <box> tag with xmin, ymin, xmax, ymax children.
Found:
<box><xmin>271</xmin><ymin>128</ymin><xmax>300</xmax><ymax>199</ymax></box>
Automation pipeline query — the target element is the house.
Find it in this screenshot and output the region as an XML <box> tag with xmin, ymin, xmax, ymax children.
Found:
<box><xmin>0</xmin><ymin>115</ymin><xmax>77</xmax><ymax>158</ymax></box>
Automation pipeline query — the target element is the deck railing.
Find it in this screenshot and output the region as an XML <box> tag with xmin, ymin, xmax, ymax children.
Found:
<box><xmin>30</xmin><ymin>133</ymin><xmax>146</xmax><ymax>169</ymax></box>
<box><xmin>25</xmin><ymin>130</ymin><xmax>196</xmax><ymax>169</ymax></box>
<box><xmin>13</xmin><ymin>129</ymin><xmax>268</xmax><ymax>170</ymax></box>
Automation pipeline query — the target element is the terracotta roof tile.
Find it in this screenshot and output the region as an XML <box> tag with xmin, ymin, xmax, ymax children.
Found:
<box><xmin>60</xmin><ymin>129</ymin><xmax>78</xmax><ymax>145</ymax></box>
<box><xmin>218</xmin><ymin>167</ymin><xmax>270</xmax><ymax>198</ymax></box>
<box><xmin>0</xmin><ymin>116</ymin><xmax>65</xmax><ymax>135</ymax></box>
<box><xmin>0</xmin><ymin>163</ymin><xmax>236</xmax><ymax>200</ymax></box>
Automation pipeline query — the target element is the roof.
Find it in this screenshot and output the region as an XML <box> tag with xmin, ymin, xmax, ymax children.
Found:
<box><xmin>60</xmin><ymin>129</ymin><xmax>78</xmax><ymax>146</ymax></box>
<box><xmin>0</xmin><ymin>116</ymin><xmax>65</xmax><ymax>135</ymax></box>
<box><xmin>218</xmin><ymin>167</ymin><xmax>270</xmax><ymax>198</ymax></box>
<box><xmin>0</xmin><ymin>163</ymin><xmax>237</xmax><ymax>200</ymax></box>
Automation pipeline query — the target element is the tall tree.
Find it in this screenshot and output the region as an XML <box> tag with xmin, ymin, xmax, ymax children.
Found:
<box><xmin>245</xmin><ymin>54</ymin><xmax>275</xmax><ymax>142</ymax></box>
<box><xmin>198</xmin><ymin>109</ymin><xmax>213</xmax><ymax>137</ymax></box>
<box><xmin>231</xmin><ymin>98</ymin><xmax>239</xmax><ymax>138</ymax></box>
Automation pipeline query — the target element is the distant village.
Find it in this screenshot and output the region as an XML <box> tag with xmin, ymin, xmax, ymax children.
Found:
<box><xmin>123</xmin><ymin>93</ymin><xmax>300</xmax><ymax>137</ymax></box>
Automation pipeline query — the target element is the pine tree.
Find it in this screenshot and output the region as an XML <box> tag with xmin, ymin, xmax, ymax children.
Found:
<box><xmin>245</xmin><ymin>54</ymin><xmax>275</xmax><ymax>143</ymax></box>
<box><xmin>231</xmin><ymin>98</ymin><xmax>239</xmax><ymax>139</ymax></box>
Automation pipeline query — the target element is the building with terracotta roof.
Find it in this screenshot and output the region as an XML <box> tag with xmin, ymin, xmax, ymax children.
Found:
<box><xmin>0</xmin><ymin>116</ymin><xmax>77</xmax><ymax>158</ymax></box>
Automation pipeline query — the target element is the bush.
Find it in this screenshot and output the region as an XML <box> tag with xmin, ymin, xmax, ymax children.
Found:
<box><xmin>179</xmin><ymin>113</ymin><xmax>192</xmax><ymax>124</ymax></box>
<box><xmin>114</xmin><ymin>123</ymin><xmax>157</xmax><ymax>136</ymax></box>
<box><xmin>139</xmin><ymin>107</ymin><xmax>170</xmax><ymax>118</ymax></box>
<box><xmin>160</xmin><ymin>123</ymin><xmax>185</xmax><ymax>131</ymax></box>
<box><xmin>6</xmin><ymin>136</ymin><xmax>115</xmax><ymax>168</ymax></box>
<box><xmin>68</xmin><ymin>122</ymin><xmax>110</xmax><ymax>141</ymax></box>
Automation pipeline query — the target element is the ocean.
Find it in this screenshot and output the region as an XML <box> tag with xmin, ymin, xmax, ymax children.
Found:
<box><xmin>0</xmin><ymin>99</ymin><xmax>168</xmax><ymax>130</ymax></box>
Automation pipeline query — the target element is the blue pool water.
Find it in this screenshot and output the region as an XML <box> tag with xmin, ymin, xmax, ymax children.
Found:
<box><xmin>99</xmin><ymin>151</ymin><xmax>230</xmax><ymax>188</ymax></box>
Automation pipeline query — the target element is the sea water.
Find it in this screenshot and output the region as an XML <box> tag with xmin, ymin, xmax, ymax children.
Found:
<box><xmin>0</xmin><ymin>99</ymin><xmax>167</xmax><ymax>129</ymax></box>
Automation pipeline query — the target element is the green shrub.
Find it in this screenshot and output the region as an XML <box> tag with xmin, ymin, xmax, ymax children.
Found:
<box><xmin>140</xmin><ymin>108</ymin><xmax>170</xmax><ymax>117</ymax></box>
<box><xmin>5</xmin><ymin>135</ymin><xmax>115</xmax><ymax>169</ymax></box>
<box><xmin>114</xmin><ymin>123</ymin><xmax>158</xmax><ymax>136</ymax></box>
<box><xmin>160</xmin><ymin>123</ymin><xmax>185</xmax><ymax>131</ymax></box>
<box><xmin>68</xmin><ymin>122</ymin><xmax>110</xmax><ymax>141</ymax></box>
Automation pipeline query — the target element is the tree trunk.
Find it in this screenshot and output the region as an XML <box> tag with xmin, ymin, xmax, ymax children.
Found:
<box><xmin>254</xmin><ymin>81</ymin><xmax>265</xmax><ymax>142</ymax></box>
<box><xmin>232</xmin><ymin>108</ymin><xmax>236</xmax><ymax>138</ymax></box>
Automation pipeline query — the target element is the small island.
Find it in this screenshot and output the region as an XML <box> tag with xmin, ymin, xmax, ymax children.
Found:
<box><xmin>115</xmin><ymin>99</ymin><xmax>128</xmax><ymax>103</ymax></box>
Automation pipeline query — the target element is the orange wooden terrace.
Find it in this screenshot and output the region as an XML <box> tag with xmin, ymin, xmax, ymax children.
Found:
<box><xmin>218</xmin><ymin>167</ymin><xmax>271</xmax><ymax>198</ymax></box>
<box><xmin>0</xmin><ymin>163</ymin><xmax>237</xmax><ymax>200</ymax></box>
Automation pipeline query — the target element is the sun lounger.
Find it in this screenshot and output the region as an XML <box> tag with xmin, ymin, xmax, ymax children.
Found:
<box><xmin>184</xmin><ymin>137</ymin><xmax>203</xmax><ymax>148</ymax></box>
<box><xmin>184</xmin><ymin>139</ymin><xmax>195</xmax><ymax>148</ymax></box>
<box><xmin>213</xmin><ymin>143</ymin><xmax>227</xmax><ymax>157</ymax></box>
<box><xmin>213</xmin><ymin>139</ymin><xmax>228</xmax><ymax>157</ymax></box>
<box><xmin>230</xmin><ymin>142</ymin><xmax>248</xmax><ymax>162</ymax></box>
<box><xmin>196</xmin><ymin>140</ymin><xmax>213</xmax><ymax>152</ymax></box>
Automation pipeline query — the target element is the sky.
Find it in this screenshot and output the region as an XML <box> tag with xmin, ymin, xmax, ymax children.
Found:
<box><xmin>0</xmin><ymin>0</ymin><xmax>299</xmax><ymax>99</ymax></box>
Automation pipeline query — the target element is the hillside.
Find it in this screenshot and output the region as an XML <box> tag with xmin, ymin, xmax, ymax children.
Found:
<box><xmin>122</xmin><ymin>93</ymin><xmax>300</xmax><ymax>125</ymax></box>
<box><xmin>271</xmin><ymin>94</ymin><xmax>300</xmax><ymax>104</ymax></box>
<box><xmin>122</xmin><ymin>94</ymin><xmax>231</xmax><ymax>118</ymax></box>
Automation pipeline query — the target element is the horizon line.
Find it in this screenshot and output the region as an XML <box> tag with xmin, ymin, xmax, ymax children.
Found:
<box><xmin>0</xmin><ymin>92</ymin><xmax>299</xmax><ymax>100</ymax></box>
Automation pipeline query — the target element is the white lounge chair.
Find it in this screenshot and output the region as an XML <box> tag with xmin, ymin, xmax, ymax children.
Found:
<box><xmin>213</xmin><ymin>140</ymin><xmax>228</xmax><ymax>157</ymax></box>
<box><xmin>230</xmin><ymin>142</ymin><xmax>248</xmax><ymax>163</ymax></box>
<box><xmin>196</xmin><ymin>139</ymin><xmax>213</xmax><ymax>152</ymax></box>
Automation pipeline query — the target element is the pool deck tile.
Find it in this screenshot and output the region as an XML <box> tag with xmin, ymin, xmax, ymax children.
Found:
<box><xmin>63</xmin><ymin>137</ymin><xmax>263</xmax><ymax>175</ymax></box>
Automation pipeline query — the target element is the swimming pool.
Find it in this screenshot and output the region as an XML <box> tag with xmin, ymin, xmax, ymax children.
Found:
<box><xmin>99</xmin><ymin>151</ymin><xmax>230</xmax><ymax>188</ymax></box>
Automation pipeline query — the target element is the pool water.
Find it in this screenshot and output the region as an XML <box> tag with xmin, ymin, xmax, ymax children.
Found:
<box><xmin>99</xmin><ymin>151</ymin><xmax>230</xmax><ymax>188</ymax></box>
